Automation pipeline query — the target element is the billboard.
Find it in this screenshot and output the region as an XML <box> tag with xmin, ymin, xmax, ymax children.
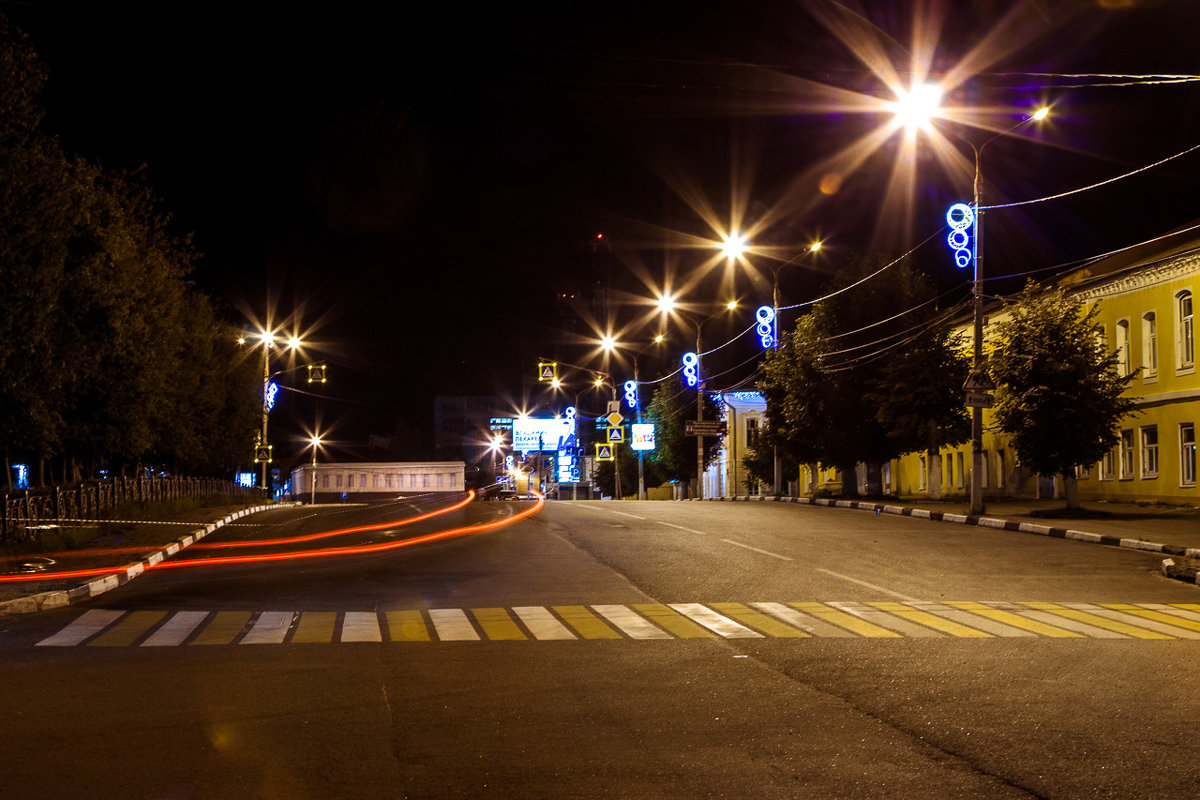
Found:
<box><xmin>513</xmin><ymin>414</ymin><xmax>576</xmax><ymax>453</ymax></box>
<box><xmin>631</xmin><ymin>423</ymin><xmax>655</xmax><ymax>451</ymax></box>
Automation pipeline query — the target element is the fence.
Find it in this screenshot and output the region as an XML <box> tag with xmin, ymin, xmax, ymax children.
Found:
<box><xmin>1</xmin><ymin>476</ymin><xmax>264</xmax><ymax>543</ymax></box>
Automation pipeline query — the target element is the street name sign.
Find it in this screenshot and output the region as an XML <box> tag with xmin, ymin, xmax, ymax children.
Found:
<box><xmin>685</xmin><ymin>420</ymin><xmax>726</xmax><ymax>437</ymax></box>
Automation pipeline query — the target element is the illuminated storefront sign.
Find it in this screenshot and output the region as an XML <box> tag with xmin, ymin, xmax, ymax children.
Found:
<box><xmin>631</xmin><ymin>423</ymin><xmax>655</xmax><ymax>451</ymax></box>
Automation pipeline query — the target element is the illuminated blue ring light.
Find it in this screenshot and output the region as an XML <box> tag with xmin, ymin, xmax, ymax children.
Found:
<box><xmin>682</xmin><ymin>351</ymin><xmax>698</xmax><ymax>387</ymax></box>
<box><xmin>755</xmin><ymin>305</ymin><xmax>776</xmax><ymax>349</ymax></box>
<box><xmin>946</xmin><ymin>202</ymin><xmax>975</xmax><ymax>270</ymax></box>
<box><xmin>623</xmin><ymin>379</ymin><xmax>639</xmax><ymax>409</ymax></box>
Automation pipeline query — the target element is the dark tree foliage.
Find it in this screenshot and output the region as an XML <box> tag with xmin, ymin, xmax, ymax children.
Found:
<box><xmin>644</xmin><ymin>381</ymin><xmax>720</xmax><ymax>489</ymax></box>
<box><xmin>990</xmin><ymin>282</ymin><xmax>1138</xmax><ymax>508</ymax></box>
<box><xmin>0</xmin><ymin>16</ymin><xmax>260</xmax><ymax>485</ymax></box>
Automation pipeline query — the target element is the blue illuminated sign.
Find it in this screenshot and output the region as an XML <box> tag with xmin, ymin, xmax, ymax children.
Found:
<box><xmin>623</xmin><ymin>380</ymin><xmax>638</xmax><ymax>410</ymax></box>
<box><xmin>682</xmin><ymin>352</ymin><xmax>698</xmax><ymax>387</ymax></box>
<box><xmin>756</xmin><ymin>305</ymin><xmax>776</xmax><ymax>349</ymax></box>
<box><xmin>265</xmin><ymin>381</ymin><xmax>280</xmax><ymax>412</ymax></box>
<box><xmin>946</xmin><ymin>202</ymin><xmax>975</xmax><ymax>269</ymax></box>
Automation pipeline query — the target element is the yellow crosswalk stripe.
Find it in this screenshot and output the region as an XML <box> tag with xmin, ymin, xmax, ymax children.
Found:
<box><xmin>633</xmin><ymin>604</ymin><xmax>715</xmax><ymax>638</ymax></box>
<box><xmin>88</xmin><ymin>610</ymin><xmax>168</xmax><ymax>647</ymax></box>
<box><xmin>552</xmin><ymin>605</ymin><xmax>622</xmax><ymax>639</ymax></box>
<box><xmin>867</xmin><ymin>602</ymin><xmax>993</xmax><ymax>638</ymax></box>
<box><xmin>1020</xmin><ymin>602</ymin><xmax>1174</xmax><ymax>639</ymax></box>
<box><xmin>386</xmin><ymin>610</ymin><xmax>431</xmax><ymax>641</ymax></box>
<box><xmin>291</xmin><ymin>611</ymin><xmax>337</xmax><ymax>643</ymax></box>
<box><xmin>787</xmin><ymin>602</ymin><xmax>902</xmax><ymax>638</ymax></box>
<box><xmin>944</xmin><ymin>602</ymin><xmax>1084</xmax><ymax>638</ymax></box>
<box><xmin>190</xmin><ymin>611</ymin><xmax>252</xmax><ymax>645</ymax></box>
<box><xmin>472</xmin><ymin>608</ymin><xmax>527</xmax><ymax>640</ymax></box>
<box><xmin>708</xmin><ymin>603</ymin><xmax>810</xmax><ymax>638</ymax></box>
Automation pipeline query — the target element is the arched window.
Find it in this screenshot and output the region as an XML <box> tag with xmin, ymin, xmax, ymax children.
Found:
<box><xmin>1142</xmin><ymin>311</ymin><xmax>1158</xmax><ymax>377</ymax></box>
<box><xmin>1115</xmin><ymin>319</ymin><xmax>1130</xmax><ymax>376</ymax></box>
<box><xmin>1178</xmin><ymin>290</ymin><xmax>1194</xmax><ymax>369</ymax></box>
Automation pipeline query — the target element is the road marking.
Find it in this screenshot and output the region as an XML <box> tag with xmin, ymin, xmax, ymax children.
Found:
<box><xmin>292</xmin><ymin>611</ymin><xmax>338</xmax><ymax>643</ymax></box>
<box><xmin>241</xmin><ymin>611</ymin><xmax>296</xmax><ymax>644</ymax></box>
<box><xmin>708</xmin><ymin>603</ymin><xmax>810</xmax><ymax>638</ymax></box>
<box><xmin>1062</xmin><ymin>603</ymin><xmax>1200</xmax><ymax>639</ymax></box>
<box><xmin>670</xmin><ymin>603</ymin><xmax>763</xmax><ymax>638</ymax></box>
<box><xmin>191</xmin><ymin>611</ymin><xmax>252</xmax><ymax>645</ymax></box>
<box><xmin>429</xmin><ymin>608</ymin><xmax>479</xmax><ymax>641</ymax></box>
<box><xmin>591</xmin><ymin>605</ymin><xmax>672</xmax><ymax>639</ymax></box>
<box><xmin>721</xmin><ymin>539</ymin><xmax>793</xmax><ymax>561</ymax></box>
<box><xmin>513</xmin><ymin>606</ymin><xmax>576</xmax><ymax>640</ymax></box>
<box><xmin>829</xmin><ymin>602</ymin><xmax>944</xmax><ymax>638</ymax></box>
<box><xmin>633</xmin><ymin>604</ymin><xmax>715</xmax><ymax>638</ymax></box>
<box><xmin>472</xmin><ymin>608</ymin><xmax>527</xmax><ymax>640</ymax></box>
<box><xmin>948</xmin><ymin>602</ymin><xmax>1083</xmax><ymax>638</ymax></box>
<box><xmin>142</xmin><ymin>610</ymin><xmax>210</xmax><ymax>646</ymax></box>
<box><xmin>385</xmin><ymin>610</ymin><xmax>431</xmax><ymax>642</ymax></box>
<box><xmin>750</xmin><ymin>602</ymin><xmax>853</xmax><ymax>638</ymax></box>
<box><xmin>36</xmin><ymin>609</ymin><xmax>125</xmax><ymax>646</ymax></box>
<box><xmin>566</xmin><ymin>504</ymin><xmax>646</xmax><ymax>520</ymax></box>
<box><xmin>787</xmin><ymin>602</ymin><xmax>902</xmax><ymax>638</ymax></box>
<box><xmin>1016</xmin><ymin>604</ymin><xmax>1130</xmax><ymax>639</ymax></box>
<box><xmin>867</xmin><ymin>602</ymin><xmax>993</xmax><ymax>638</ymax></box>
<box><xmin>903</xmin><ymin>602</ymin><xmax>1033</xmax><ymax>638</ymax></box>
<box><xmin>341</xmin><ymin>611</ymin><xmax>383</xmax><ymax>642</ymax></box>
<box><xmin>814</xmin><ymin>568</ymin><xmax>920</xmax><ymax>601</ymax></box>
<box><xmin>89</xmin><ymin>610</ymin><xmax>168</xmax><ymax>647</ymax></box>
<box><xmin>655</xmin><ymin>521</ymin><xmax>709</xmax><ymax>535</ymax></box>
<box><xmin>552</xmin><ymin>605</ymin><xmax>622</xmax><ymax>639</ymax></box>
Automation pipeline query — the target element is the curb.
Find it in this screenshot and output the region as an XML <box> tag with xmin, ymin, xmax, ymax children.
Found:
<box><xmin>702</xmin><ymin>494</ymin><xmax>1200</xmax><ymax>585</ymax></box>
<box><xmin>0</xmin><ymin>503</ymin><xmax>284</xmax><ymax>616</ymax></box>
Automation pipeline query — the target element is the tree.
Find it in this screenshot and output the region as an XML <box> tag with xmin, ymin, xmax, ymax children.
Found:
<box><xmin>645</xmin><ymin>381</ymin><xmax>720</xmax><ymax>495</ymax></box>
<box><xmin>989</xmin><ymin>282</ymin><xmax>1138</xmax><ymax>509</ymax></box>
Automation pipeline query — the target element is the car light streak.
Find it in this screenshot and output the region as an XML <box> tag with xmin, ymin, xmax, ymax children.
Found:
<box><xmin>151</xmin><ymin>493</ymin><xmax>545</xmax><ymax>570</ymax></box>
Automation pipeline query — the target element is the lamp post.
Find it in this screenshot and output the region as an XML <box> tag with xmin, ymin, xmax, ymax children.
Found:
<box><xmin>309</xmin><ymin>435</ymin><xmax>321</xmax><ymax>504</ymax></box>
<box><xmin>241</xmin><ymin>330</ymin><xmax>302</xmax><ymax>495</ymax></box>
<box><xmin>602</xmin><ymin>334</ymin><xmax>664</xmax><ymax>501</ymax></box>
<box><xmin>947</xmin><ymin>107</ymin><xmax>1049</xmax><ymax>516</ymax></box>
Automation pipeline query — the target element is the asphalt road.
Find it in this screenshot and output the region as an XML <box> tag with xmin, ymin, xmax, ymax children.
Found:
<box><xmin>2</xmin><ymin>496</ymin><xmax>1198</xmax><ymax>799</ymax></box>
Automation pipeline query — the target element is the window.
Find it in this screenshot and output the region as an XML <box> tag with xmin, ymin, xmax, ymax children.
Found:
<box><xmin>373</xmin><ymin>474</ymin><xmax>382</xmax><ymax>488</ymax></box>
<box><xmin>1115</xmin><ymin>319</ymin><xmax>1130</xmax><ymax>376</ymax></box>
<box><xmin>1182</xmin><ymin>424</ymin><xmax>1196</xmax><ymax>487</ymax></box>
<box><xmin>385</xmin><ymin>474</ymin><xmax>393</xmax><ymax>489</ymax></box>
<box><xmin>423</xmin><ymin>474</ymin><xmax>430</xmax><ymax>488</ymax></box>
<box><xmin>1179</xmin><ymin>290</ymin><xmax>1194</xmax><ymax>369</ymax></box>
<box><xmin>322</xmin><ymin>474</ymin><xmax>330</xmax><ymax>489</ymax></box>
<box><xmin>1119</xmin><ymin>430</ymin><xmax>1135</xmax><ymax>479</ymax></box>
<box><xmin>336</xmin><ymin>474</ymin><xmax>344</xmax><ymax>489</ymax></box>
<box><xmin>437</xmin><ymin>474</ymin><xmax>445</xmax><ymax>488</ymax></box>
<box><xmin>1099</xmin><ymin>447</ymin><xmax>1115</xmax><ymax>481</ymax></box>
<box><xmin>746</xmin><ymin>417</ymin><xmax>761</xmax><ymax>450</ymax></box>
<box><xmin>955</xmin><ymin>452</ymin><xmax>965</xmax><ymax>488</ymax></box>
<box><xmin>918</xmin><ymin>455</ymin><xmax>928</xmax><ymax>491</ymax></box>
<box><xmin>1142</xmin><ymin>312</ymin><xmax>1158</xmax><ymax>377</ymax></box>
<box><xmin>451</xmin><ymin>474</ymin><xmax>459</xmax><ymax>488</ymax></box>
<box><xmin>359</xmin><ymin>474</ymin><xmax>367</xmax><ymax>488</ymax></box>
<box><xmin>1140</xmin><ymin>426</ymin><xmax>1158</xmax><ymax>479</ymax></box>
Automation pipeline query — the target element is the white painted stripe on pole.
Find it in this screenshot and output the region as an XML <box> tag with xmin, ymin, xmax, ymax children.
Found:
<box><xmin>241</xmin><ymin>611</ymin><xmax>296</xmax><ymax>644</ymax></box>
<box><xmin>341</xmin><ymin>611</ymin><xmax>383</xmax><ymax>642</ymax></box>
<box><xmin>36</xmin><ymin>609</ymin><xmax>125</xmax><ymax>646</ymax></box>
<box><xmin>1062</xmin><ymin>603</ymin><xmax>1200</xmax><ymax>639</ymax></box>
<box><xmin>429</xmin><ymin>608</ymin><xmax>480</xmax><ymax>641</ymax></box>
<box><xmin>512</xmin><ymin>606</ymin><xmax>576</xmax><ymax>640</ymax></box>
<box><xmin>750</xmin><ymin>602</ymin><xmax>856</xmax><ymax>638</ymax></box>
<box><xmin>591</xmin><ymin>605</ymin><xmax>671</xmax><ymax>639</ymax></box>
<box><xmin>814</xmin><ymin>568</ymin><xmax>921</xmax><ymax>601</ymax></box>
<box><xmin>141</xmin><ymin>611</ymin><xmax>210</xmax><ymax>646</ymax></box>
<box><xmin>669</xmin><ymin>603</ymin><xmax>763</xmax><ymax>638</ymax></box>
<box><xmin>721</xmin><ymin>539</ymin><xmax>793</xmax><ymax>561</ymax></box>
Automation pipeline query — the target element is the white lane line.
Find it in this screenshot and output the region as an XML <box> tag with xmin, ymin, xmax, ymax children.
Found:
<box><xmin>36</xmin><ymin>609</ymin><xmax>125</xmax><ymax>647</ymax></box>
<box><xmin>241</xmin><ymin>611</ymin><xmax>296</xmax><ymax>644</ymax></box>
<box><xmin>670</xmin><ymin>603</ymin><xmax>763</xmax><ymax>638</ymax></box>
<box><xmin>341</xmin><ymin>611</ymin><xmax>383</xmax><ymax>642</ymax></box>
<box><xmin>141</xmin><ymin>611</ymin><xmax>210</xmax><ymax>646</ymax></box>
<box><xmin>565</xmin><ymin>503</ymin><xmax>646</xmax><ymax>520</ymax></box>
<box><xmin>591</xmin><ymin>605</ymin><xmax>672</xmax><ymax>639</ymax></box>
<box><xmin>814</xmin><ymin>568</ymin><xmax>920</xmax><ymax>601</ymax></box>
<box><xmin>721</xmin><ymin>539</ymin><xmax>793</xmax><ymax>561</ymax></box>
<box><xmin>512</xmin><ymin>606</ymin><xmax>577</xmax><ymax>640</ymax></box>
<box><xmin>655</xmin><ymin>521</ymin><xmax>709</xmax><ymax>535</ymax></box>
<box><xmin>428</xmin><ymin>608</ymin><xmax>480</xmax><ymax>641</ymax></box>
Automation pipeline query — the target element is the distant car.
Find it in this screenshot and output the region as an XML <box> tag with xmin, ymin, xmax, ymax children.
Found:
<box><xmin>496</xmin><ymin>489</ymin><xmax>520</xmax><ymax>501</ymax></box>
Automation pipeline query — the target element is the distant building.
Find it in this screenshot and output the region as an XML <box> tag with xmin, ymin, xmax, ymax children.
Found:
<box><xmin>290</xmin><ymin>461</ymin><xmax>466</xmax><ymax>502</ymax></box>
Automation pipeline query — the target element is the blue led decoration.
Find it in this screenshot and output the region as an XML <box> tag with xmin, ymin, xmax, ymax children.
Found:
<box><xmin>946</xmin><ymin>202</ymin><xmax>975</xmax><ymax>269</ymax></box>
<box><xmin>623</xmin><ymin>379</ymin><xmax>639</xmax><ymax>410</ymax></box>
<box><xmin>755</xmin><ymin>305</ymin><xmax>776</xmax><ymax>349</ymax></box>
<box><xmin>682</xmin><ymin>352</ymin><xmax>698</xmax><ymax>387</ymax></box>
<box><xmin>265</xmin><ymin>381</ymin><xmax>280</xmax><ymax>412</ymax></box>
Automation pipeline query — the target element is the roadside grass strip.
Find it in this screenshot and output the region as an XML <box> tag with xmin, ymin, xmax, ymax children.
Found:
<box><xmin>30</xmin><ymin>601</ymin><xmax>1200</xmax><ymax>647</ymax></box>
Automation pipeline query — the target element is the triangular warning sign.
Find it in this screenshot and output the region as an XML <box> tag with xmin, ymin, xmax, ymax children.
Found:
<box><xmin>538</xmin><ymin>362</ymin><xmax>557</xmax><ymax>382</ymax></box>
<box><xmin>596</xmin><ymin>444</ymin><xmax>614</xmax><ymax>461</ymax></box>
<box><xmin>607</xmin><ymin>426</ymin><xmax>624</xmax><ymax>443</ymax></box>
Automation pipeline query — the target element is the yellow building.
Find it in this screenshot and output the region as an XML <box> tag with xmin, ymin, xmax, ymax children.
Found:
<box><xmin>892</xmin><ymin>226</ymin><xmax>1198</xmax><ymax>504</ymax></box>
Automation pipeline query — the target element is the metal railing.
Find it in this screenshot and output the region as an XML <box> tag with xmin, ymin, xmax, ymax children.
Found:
<box><xmin>1</xmin><ymin>477</ymin><xmax>264</xmax><ymax>543</ymax></box>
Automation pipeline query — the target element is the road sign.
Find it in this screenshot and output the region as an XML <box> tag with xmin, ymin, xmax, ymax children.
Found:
<box><xmin>607</xmin><ymin>426</ymin><xmax>625</xmax><ymax>443</ymax></box>
<box><xmin>965</xmin><ymin>391</ymin><xmax>994</xmax><ymax>408</ymax></box>
<box><xmin>254</xmin><ymin>445</ymin><xmax>273</xmax><ymax>463</ymax></box>
<box><xmin>595</xmin><ymin>443</ymin><xmax>614</xmax><ymax>461</ymax></box>
<box><xmin>685</xmin><ymin>419</ymin><xmax>726</xmax><ymax>437</ymax></box>
<box><xmin>607</xmin><ymin>400</ymin><xmax>621</xmax><ymax>415</ymax></box>
<box><xmin>606</xmin><ymin>411</ymin><xmax>625</xmax><ymax>427</ymax></box>
<box><xmin>538</xmin><ymin>362</ymin><xmax>557</xmax><ymax>382</ymax></box>
<box><xmin>963</xmin><ymin>371</ymin><xmax>996</xmax><ymax>392</ymax></box>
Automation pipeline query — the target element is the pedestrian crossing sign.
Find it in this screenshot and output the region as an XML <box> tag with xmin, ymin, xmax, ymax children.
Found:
<box><xmin>607</xmin><ymin>426</ymin><xmax>624</xmax><ymax>443</ymax></box>
<box><xmin>538</xmin><ymin>362</ymin><xmax>557</xmax><ymax>382</ymax></box>
<box><xmin>596</xmin><ymin>443</ymin><xmax>614</xmax><ymax>461</ymax></box>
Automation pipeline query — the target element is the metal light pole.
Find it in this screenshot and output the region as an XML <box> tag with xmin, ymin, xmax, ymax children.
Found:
<box><xmin>309</xmin><ymin>435</ymin><xmax>320</xmax><ymax>504</ymax></box>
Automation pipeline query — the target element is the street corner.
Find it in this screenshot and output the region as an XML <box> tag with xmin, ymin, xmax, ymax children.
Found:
<box><xmin>1161</xmin><ymin>557</ymin><xmax>1200</xmax><ymax>586</ymax></box>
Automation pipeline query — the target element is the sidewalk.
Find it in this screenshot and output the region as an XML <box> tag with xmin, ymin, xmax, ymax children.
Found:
<box><xmin>713</xmin><ymin>494</ymin><xmax>1200</xmax><ymax>584</ymax></box>
<box><xmin>0</xmin><ymin>502</ymin><xmax>278</xmax><ymax>615</ymax></box>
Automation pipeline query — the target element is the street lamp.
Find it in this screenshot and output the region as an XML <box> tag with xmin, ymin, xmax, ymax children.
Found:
<box><xmin>601</xmin><ymin>333</ymin><xmax>665</xmax><ymax>500</ymax></box>
<box><xmin>309</xmin><ymin>434</ymin><xmax>321</xmax><ymax>504</ymax></box>
<box><xmin>244</xmin><ymin>329</ymin><xmax>302</xmax><ymax>495</ymax></box>
<box><xmin>945</xmin><ymin>106</ymin><xmax>1050</xmax><ymax>515</ymax></box>
<box><xmin>658</xmin><ymin>296</ymin><xmax>737</xmax><ymax>500</ymax></box>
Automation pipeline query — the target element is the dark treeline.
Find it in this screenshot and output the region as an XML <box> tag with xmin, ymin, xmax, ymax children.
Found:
<box><xmin>0</xmin><ymin>17</ymin><xmax>259</xmax><ymax>487</ymax></box>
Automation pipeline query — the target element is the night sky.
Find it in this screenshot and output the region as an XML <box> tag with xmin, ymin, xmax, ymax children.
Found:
<box><xmin>5</xmin><ymin>1</ymin><xmax>1200</xmax><ymax>459</ymax></box>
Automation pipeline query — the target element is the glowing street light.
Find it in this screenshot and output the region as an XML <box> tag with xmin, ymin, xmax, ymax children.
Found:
<box><xmin>891</xmin><ymin>82</ymin><xmax>943</xmax><ymax>133</ymax></box>
<box><xmin>719</xmin><ymin>231</ymin><xmax>750</xmax><ymax>262</ymax></box>
<box><xmin>309</xmin><ymin>434</ymin><xmax>321</xmax><ymax>504</ymax></box>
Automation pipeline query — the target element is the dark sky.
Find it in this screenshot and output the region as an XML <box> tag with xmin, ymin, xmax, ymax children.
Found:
<box><xmin>5</xmin><ymin>1</ymin><xmax>1200</xmax><ymax>456</ymax></box>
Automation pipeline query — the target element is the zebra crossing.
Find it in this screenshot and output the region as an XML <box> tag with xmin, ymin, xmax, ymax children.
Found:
<box><xmin>29</xmin><ymin>600</ymin><xmax>1200</xmax><ymax>647</ymax></box>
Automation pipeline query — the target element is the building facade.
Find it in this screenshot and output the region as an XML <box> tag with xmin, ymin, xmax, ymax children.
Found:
<box><xmin>290</xmin><ymin>461</ymin><xmax>466</xmax><ymax>503</ymax></box>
